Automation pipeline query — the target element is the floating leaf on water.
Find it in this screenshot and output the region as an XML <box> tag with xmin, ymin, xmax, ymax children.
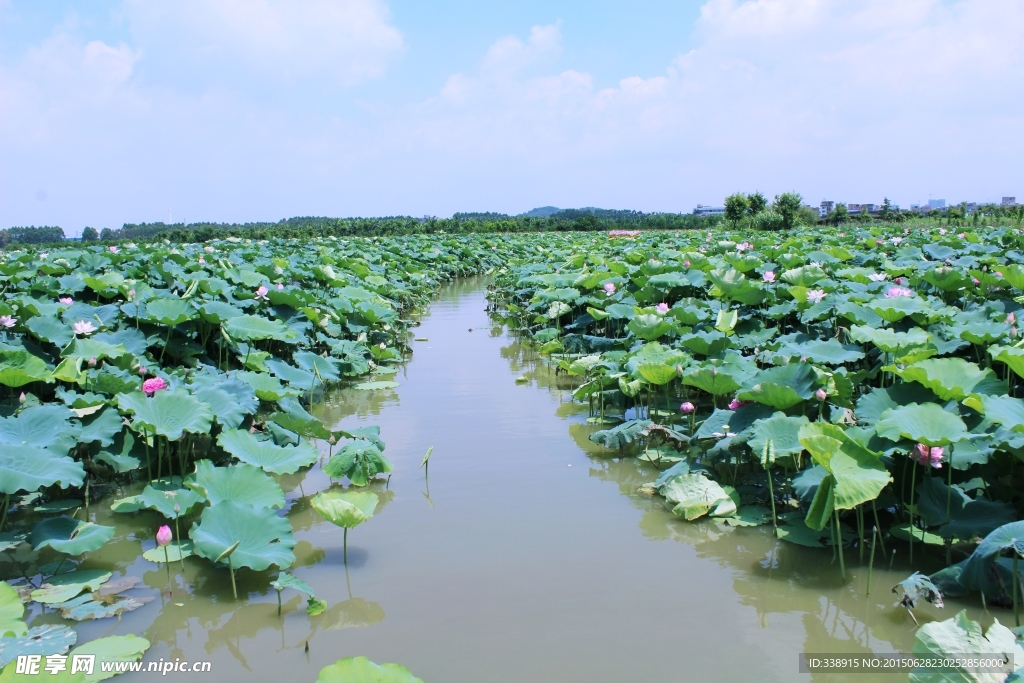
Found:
<box><xmin>55</xmin><ymin>593</ymin><xmax>151</xmax><ymax>621</ymax></box>
<box><xmin>141</xmin><ymin>540</ymin><xmax>193</xmax><ymax>564</ymax></box>
<box><xmin>317</xmin><ymin>599</ymin><xmax>387</xmax><ymax>632</ymax></box>
<box><xmin>306</xmin><ymin>597</ymin><xmax>328</xmax><ymax>616</ymax></box>
<box><xmin>69</xmin><ymin>634</ymin><xmax>151</xmax><ymax>681</ymax></box>
<box><xmin>190</xmin><ymin>501</ymin><xmax>296</xmax><ymax>572</ymax></box>
<box><xmin>0</xmin><ymin>533</ymin><xmax>27</xmax><ymax>553</ymax></box>
<box><xmin>353</xmin><ymin>380</ymin><xmax>400</xmax><ymax>390</ymax></box>
<box><xmin>138</xmin><ymin>483</ymin><xmax>204</xmax><ymax>519</ymax></box>
<box><xmin>722</xmin><ymin>506</ymin><xmax>773</xmax><ymax>527</ymax></box>
<box><xmin>109</xmin><ymin>495</ymin><xmax>144</xmax><ymax>513</ymax></box>
<box><xmin>889</xmin><ymin>524</ymin><xmax>946</xmax><ymax>547</ymax></box>
<box><xmin>909</xmin><ymin>611</ymin><xmax>1023</xmax><ymax>683</ymax></box>
<box><xmin>0</xmin><ymin>624</ymin><xmax>76</xmax><ymax>668</ymax></box>
<box><xmin>30</xmin><ymin>570</ymin><xmax>112</xmax><ymax>604</ymax></box>
<box><xmin>31</xmin><ymin>518</ymin><xmax>115</xmax><ymax>556</ymax></box>
<box><xmin>31</xmin><ymin>500</ymin><xmax>81</xmax><ymax>514</ymax></box>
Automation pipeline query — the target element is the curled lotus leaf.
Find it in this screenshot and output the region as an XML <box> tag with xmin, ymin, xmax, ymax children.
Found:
<box><xmin>957</xmin><ymin>521</ymin><xmax>1024</xmax><ymax>596</ymax></box>
<box><xmin>661</xmin><ymin>474</ymin><xmax>737</xmax><ymax>521</ymax></box>
<box><xmin>316</xmin><ymin>657</ymin><xmax>424</xmax><ymax>683</ymax></box>
<box><xmin>217</xmin><ymin>429</ymin><xmax>318</xmax><ymax>475</ymax></box>
<box><xmin>138</xmin><ymin>483</ymin><xmax>204</xmax><ymax>519</ymax></box>
<box><xmin>0</xmin><ymin>348</ymin><xmax>52</xmax><ymax>387</ymax></box>
<box><xmin>909</xmin><ymin>611</ymin><xmax>1023</xmax><ymax>683</ymax></box>
<box><xmin>188</xmin><ymin>460</ymin><xmax>285</xmax><ymax>509</ymax></box>
<box><xmin>891</xmin><ymin>358</ymin><xmax>1005</xmax><ymax>402</ymax></box>
<box><xmin>190</xmin><ymin>501</ymin><xmax>296</xmax><ymax>572</ymax></box>
<box><xmin>116</xmin><ymin>389</ymin><xmax>214</xmax><ymax>441</ymax></box>
<box><xmin>311</xmin><ymin>491</ymin><xmax>378</xmax><ymax>529</ymax></box>
<box><xmin>30</xmin><ymin>570</ymin><xmax>111</xmax><ymax>604</ymax></box>
<box><xmin>737</xmin><ymin>363</ymin><xmax>816</xmax><ymax>410</ymax></box>
<box><xmin>31</xmin><ymin>518</ymin><xmax>115</xmax><ymax>557</ymax></box>
<box><xmin>323</xmin><ymin>440</ymin><xmax>393</xmax><ymax>486</ymax></box>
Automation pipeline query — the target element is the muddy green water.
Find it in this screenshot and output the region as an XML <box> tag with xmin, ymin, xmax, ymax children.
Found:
<box><xmin>7</xmin><ymin>279</ymin><xmax>996</xmax><ymax>682</ymax></box>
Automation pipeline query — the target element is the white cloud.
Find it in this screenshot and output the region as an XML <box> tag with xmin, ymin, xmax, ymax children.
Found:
<box><xmin>124</xmin><ymin>0</ymin><xmax>404</xmax><ymax>88</ymax></box>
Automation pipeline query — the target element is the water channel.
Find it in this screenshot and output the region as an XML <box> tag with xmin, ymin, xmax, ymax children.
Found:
<box><xmin>10</xmin><ymin>278</ymin><xmax>996</xmax><ymax>682</ymax></box>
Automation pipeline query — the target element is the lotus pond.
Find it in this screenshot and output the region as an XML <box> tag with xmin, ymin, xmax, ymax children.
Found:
<box><xmin>3</xmin><ymin>226</ymin><xmax>1024</xmax><ymax>681</ymax></box>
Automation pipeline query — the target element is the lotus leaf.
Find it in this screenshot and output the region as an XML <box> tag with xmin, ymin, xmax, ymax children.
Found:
<box><xmin>0</xmin><ymin>404</ymin><xmax>77</xmax><ymax>452</ymax></box>
<box><xmin>138</xmin><ymin>483</ymin><xmax>204</xmax><ymax>519</ymax></box>
<box><xmin>0</xmin><ymin>446</ymin><xmax>84</xmax><ymax>495</ymax></box>
<box><xmin>311</xmin><ymin>491</ymin><xmax>378</xmax><ymax>529</ymax></box>
<box><xmin>0</xmin><ymin>582</ymin><xmax>25</xmax><ymax>638</ymax></box>
<box><xmin>188</xmin><ymin>460</ymin><xmax>284</xmax><ymax>509</ymax></box>
<box><xmin>191</xmin><ymin>501</ymin><xmax>295</xmax><ymax>572</ymax></box>
<box><xmin>218</xmin><ymin>429</ymin><xmax>318</xmax><ymax>475</ymax></box>
<box><xmin>30</xmin><ymin>570</ymin><xmax>111</xmax><ymax>604</ymax></box>
<box><xmin>661</xmin><ymin>474</ymin><xmax>737</xmax><ymax>521</ymax></box>
<box><xmin>116</xmin><ymin>389</ymin><xmax>213</xmax><ymax>441</ymax></box>
<box><xmin>141</xmin><ymin>540</ymin><xmax>193</xmax><ymax>563</ymax></box>
<box><xmin>69</xmin><ymin>634</ymin><xmax>151</xmax><ymax>682</ymax></box>
<box><xmin>910</xmin><ymin>611</ymin><xmax>1023</xmax><ymax>683</ymax></box>
<box><xmin>323</xmin><ymin>440</ymin><xmax>393</xmax><ymax>486</ymax></box>
<box><xmin>236</xmin><ymin>371</ymin><xmax>295</xmax><ymax>401</ymax></box>
<box><xmin>0</xmin><ymin>349</ymin><xmax>51</xmax><ymax>387</ymax></box>
<box><xmin>315</xmin><ymin>657</ymin><xmax>424</xmax><ymax>683</ymax></box>
<box><xmin>31</xmin><ymin>518</ymin><xmax>114</xmax><ymax>556</ymax></box>
<box><xmin>957</xmin><ymin>521</ymin><xmax>1024</xmax><ymax>595</ymax></box>
<box><xmin>892</xmin><ymin>358</ymin><xmax>1004</xmax><ymax>402</ymax></box>
<box><xmin>144</xmin><ymin>297</ymin><xmax>196</xmax><ymax>326</ymax></box>
<box><xmin>53</xmin><ymin>593</ymin><xmax>149</xmax><ymax>622</ymax></box>
<box><xmin>875</xmin><ymin>403</ymin><xmax>967</xmax><ymax>446</ymax></box>
<box><xmin>748</xmin><ymin>413</ymin><xmax>810</xmax><ymax>460</ymax></box>
<box><xmin>224</xmin><ymin>314</ymin><xmax>297</xmax><ymax>342</ymax></box>
<box><xmin>0</xmin><ymin>625</ymin><xmax>77</xmax><ymax>669</ymax></box>
<box><xmin>737</xmin><ymin>363</ymin><xmax>817</xmax><ymax>410</ymax></box>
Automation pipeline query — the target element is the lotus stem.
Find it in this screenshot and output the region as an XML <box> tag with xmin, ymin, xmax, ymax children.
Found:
<box><xmin>909</xmin><ymin>459</ymin><xmax>917</xmax><ymax>564</ymax></box>
<box><xmin>343</xmin><ymin>528</ymin><xmax>348</xmax><ymax>565</ymax></box>
<box><xmin>173</xmin><ymin>517</ymin><xmax>185</xmax><ymax>573</ymax></box>
<box><xmin>0</xmin><ymin>493</ymin><xmax>9</xmax><ymax>533</ymax></box>
<box><xmin>867</xmin><ymin>526</ymin><xmax>877</xmax><ymax>596</ymax></box>
<box><xmin>766</xmin><ymin>465</ymin><xmax>777</xmax><ymax>536</ymax></box>
<box><xmin>160</xmin><ymin>326</ymin><xmax>171</xmax><ymax>362</ymax></box>
<box><xmin>857</xmin><ymin>506</ymin><xmax>864</xmax><ymax>564</ymax></box>
<box><xmin>834</xmin><ymin>509</ymin><xmax>846</xmax><ymax>580</ymax></box>
<box><xmin>1015</xmin><ymin>553</ymin><xmax>1020</xmax><ymax>628</ymax></box>
<box><xmin>872</xmin><ymin>501</ymin><xmax>887</xmax><ymax>557</ymax></box>
<box><xmin>946</xmin><ymin>459</ymin><xmax>953</xmax><ymax>525</ymax></box>
<box><xmin>228</xmin><ymin>555</ymin><xmax>237</xmax><ymax>600</ymax></box>
<box><xmin>164</xmin><ymin>545</ymin><xmax>173</xmax><ymax>597</ymax></box>
<box><xmin>276</xmin><ymin>588</ymin><xmax>282</xmax><ymax>617</ymax></box>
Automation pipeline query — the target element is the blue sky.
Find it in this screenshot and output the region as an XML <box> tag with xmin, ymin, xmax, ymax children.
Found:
<box><xmin>1</xmin><ymin>0</ymin><xmax>1021</xmax><ymax>234</ymax></box>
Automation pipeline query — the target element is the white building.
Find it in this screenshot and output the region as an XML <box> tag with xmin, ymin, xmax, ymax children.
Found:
<box><xmin>693</xmin><ymin>204</ymin><xmax>725</xmax><ymax>217</ymax></box>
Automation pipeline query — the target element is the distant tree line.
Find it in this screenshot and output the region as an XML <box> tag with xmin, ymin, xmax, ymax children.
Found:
<box><xmin>0</xmin><ymin>226</ymin><xmax>66</xmax><ymax>247</ymax></box>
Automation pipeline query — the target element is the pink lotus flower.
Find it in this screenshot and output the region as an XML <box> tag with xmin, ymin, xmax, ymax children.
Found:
<box><xmin>939</xmin><ymin>228</ymin><xmax>947</xmax><ymax>235</ymax></box>
<box><xmin>138</xmin><ymin>366</ymin><xmax>147</xmax><ymax>376</ymax></box>
<box><xmin>108</xmin><ymin>245</ymin><xmax>119</xmax><ymax>254</ymax></box>
<box><xmin>806</xmin><ymin>289</ymin><xmax>826</xmax><ymax>304</ymax></box>
<box><xmin>680</xmin><ymin>402</ymin><xmax>695</xmax><ymax>414</ymax></box>
<box><xmin>655</xmin><ymin>303</ymin><xmax>669</xmax><ymax>315</ymax></box>
<box><xmin>204</xmin><ymin>245</ymin><xmax>214</xmax><ymax>253</ymax></box>
<box><xmin>885</xmin><ymin>286</ymin><xmax>913</xmax><ymax>298</ymax></box>
<box><xmin>728</xmin><ymin>398</ymin><xmax>749</xmax><ymax>410</ymax></box>
<box><xmin>1007</xmin><ymin>312</ymin><xmax>1016</xmax><ymax>325</ymax></box>
<box><xmin>88</xmin><ymin>357</ymin><xmax>97</xmax><ymax>367</ymax></box>
<box><xmin>763</xmin><ymin>271</ymin><xmax>776</xmax><ymax>283</ymax></box>
<box><xmin>254</xmin><ymin>285</ymin><xmax>269</xmax><ymax>300</ymax></box>
<box><xmin>0</xmin><ymin>315</ymin><xmax>16</xmax><ymax>329</ymax></box>
<box><xmin>684</xmin><ymin>260</ymin><xmax>691</xmax><ymax>268</ymax></box>
<box><xmin>972</xmin><ymin>277</ymin><xmax>980</xmax><ymax>286</ymax></box>
<box><xmin>156</xmin><ymin>525</ymin><xmax>173</xmax><ymax>547</ymax></box>
<box><xmin>868</xmin><ymin>273</ymin><xmax>887</xmax><ymax>282</ymax></box>
<box><xmin>72</xmin><ymin>320</ymin><xmax>97</xmax><ymax>336</ymax></box>
<box><xmin>277</xmin><ymin>283</ymin><xmax>284</xmax><ymax>290</ymax></box>
<box><xmin>958</xmin><ymin>233</ymin><xmax>966</xmax><ymax>238</ymax></box>
<box><xmin>198</xmin><ymin>258</ymin><xmax>206</xmax><ymax>264</ymax></box>
<box><xmin>894</xmin><ymin>277</ymin><xmax>905</xmax><ymax>285</ymax></box>
<box><xmin>142</xmin><ymin>377</ymin><xmax>168</xmax><ymax>395</ymax></box>
<box><xmin>127</xmin><ymin>289</ymin><xmax>136</xmax><ymax>301</ymax></box>
<box><xmin>913</xmin><ymin>443</ymin><xmax>944</xmax><ymax>469</ymax></box>
<box><xmin>603</xmin><ymin>283</ymin><xmax>616</xmax><ymax>295</ymax></box>
<box><xmin>59</xmin><ymin>296</ymin><xmax>72</xmax><ymax>304</ymax></box>
<box><xmin>815</xmin><ymin>388</ymin><xmax>827</xmax><ymax>401</ymax></box>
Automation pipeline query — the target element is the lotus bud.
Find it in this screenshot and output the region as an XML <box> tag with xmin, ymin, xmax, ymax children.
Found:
<box><xmin>88</xmin><ymin>357</ymin><xmax>97</xmax><ymax>368</ymax></box>
<box><xmin>138</xmin><ymin>366</ymin><xmax>147</xmax><ymax>376</ymax></box>
<box><xmin>379</xmin><ymin>342</ymin><xmax>386</xmax><ymax>349</ymax></box>
<box><xmin>1013</xmin><ymin>326</ymin><xmax>1019</xmax><ymax>338</ymax></box>
<box><xmin>277</xmin><ymin>283</ymin><xmax>284</xmax><ymax>290</ymax></box>
<box><xmin>329</xmin><ymin>435</ymin><xmax>336</xmax><ymax>444</ymax></box>
<box><xmin>762</xmin><ymin>271</ymin><xmax>776</xmax><ymax>283</ymax></box>
<box><xmin>603</xmin><ymin>283</ymin><xmax>616</xmax><ymax>295</ymax></box>
<box><xmin>655</xmin><ymin>303</ymin><xmax>669</xmax><ymax>315</ymax></box>
<box><xmin>680</xmin><ymin>402</ymin><xmax>695</xmax><ymax>414</ymax></box>
<box><xmin>1007</xmin><ymin>312</ymin><xmax>1016</xmax><ymax>325</ymax></box>
<box><xmin>674</xmin><ymin>365</ymin><xmax>684</xmax><ymax>374</ymax></box>
<box><xmin>18</xmin><ymin>392</ymin><xmax>25</xmax><ymax>403</ymax></box>
<box><xmin>156</xmin><ymin>525</ymin><xmax>173</xmax><ymax>547</ymax></box>
<box><xmin>815</xmin><ymin>388</ymin><xmax>827</xmax><ymax>401</ymax></box>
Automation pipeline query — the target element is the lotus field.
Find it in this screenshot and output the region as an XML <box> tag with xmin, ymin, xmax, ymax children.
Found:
<box><xmin>3</xmin><ymin>224</ymin><xmax>1024</xmax><ymax>677</ymax></box>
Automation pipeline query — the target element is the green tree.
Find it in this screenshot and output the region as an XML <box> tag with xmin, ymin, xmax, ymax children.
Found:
<box><xmin>827</xmin><ymin>204</ymin><xmax>849</xmax><ymax>226</ymax></box>
<box><xmin>746</xmin><ymin>192</ymin><xmax>767</xmax><ymax>215</ymax></box>
<box><xmin>796</xmin><ymin>205</ymin><xmax>820</xmax><ymax>226</ymax></box>
<box><xmin>81</xmin><ymin>227</ymin><xmax>99</xmax><ymax>241</ymax></box>
<box><xmin>772</xmin><ymin>192</ymin><xmax>803</xmax><ymax>230</ymax></box>
<box><xmin>878</xmin><ymin>198</ymin><xmax>895</xmax><ymax>221</ymax></box>
<box><xmin>724</xmin><ymin>194</ymin><xmax>749</xmax><ymax>224</ymax></box>
<box><xmin>100</xmin><ymin>228</ymin><xmax>114</xmax><ymax>240</ymax></box>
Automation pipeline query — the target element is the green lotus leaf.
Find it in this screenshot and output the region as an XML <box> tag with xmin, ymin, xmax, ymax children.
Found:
<box><xmin>315</xmin><ymin>657</ymin><xmax>424</xmax><ymax>683</ymax></box>
<box><xmin>775</xmin><ymin>511</ymin><xmax>830</xmax><ymax>548</ymax></box>
<box><xmin>267</xmin><ymin>412</ymin><xmax>331</xmax><ymax>440</ymax></box>
<box><xmin>217</xmin><ymin>429</ymin><xmax>318</xmax><ymax>475</ymax></box>
<box><xmin>33</xmin><ymin>500</ymin><xmax>82</xmax><ymax>514</ymax></box>
<box><xmin>636</xmin><ymin>363</ymin><xmax>677</xmax><ymax>385</ymax></box>
<box><xmin>958</xmin><ymin>521</ymin><xmax>1024</xmax><ymax>596</ymax></box>
<box><xmin>920</xmin><ymin>266</ymin><xmax>967</xmax><ymax>292</ymax></box>
<box><xmin>682</xmin><ymin>365</ymin><xmax>741</xmax><ymax>396</ymax></box>
<box><xmin>848</xmin><ymin>325</ymin><xmax>931</xmax><ymax>352</ymax></box>
<box><xmin>892</xmin><ymin>358</ymin><xmax>1004</xmax><ymax>402</ymax></box>
<box><xmin>188</xmin><ymin>460</ymin><xmax>284</xmax><ymax>509</ymax></box>
<box><xmin>294</xmin><ymin>351</ymin><xmax>341</xmax><ymax>382</ymax></box>
<box><xmin>646</xmin><ymin>272</ymin><xmax>690</xmax><ymax>290</ymax></box>
<box><xmin>737</xmin><ymin>363</ymin><xmax>816</xmax><ymax>410</ymax></box>
<box><xmin>92</xmin><ymin>329</ymin><xmax>148</xmax><ymax>357</ymax></box>
<box><xmin>0</xmin><ymin>582</ymin><xmax>26</xmax><ymax>638</ymax></box>
<box><xmin>76</xmin><ymin>407</ymin><xmax>123</xmax><ymax>447</ymax></box>
<box><xmin>910</xmin><ymin>611</ymin><xmax>1023</xmax><ymax>683</ymax></box>
<box><xmin>224</xmin><ymin>315</ymin><xmax>297</xmax><ymax>342</ymax></box>
<box><xmin>869</xmin><ymin>295</ymin><xmax>928</xmax><ymax>323</ymax></box>
<box><xmin>874</xmin><ymin>403</ymin><xmax>967</xmax><ymax>447</ymax></box>
<box><xmin>192</xmin><ymin>386</ymin><xmax>252</xmax><ymax>430</ymax></box>
<box><xmin>270</xmin><ymin>571</ymin><xmax>315</xmax><ymax>598</ymax></box>
<box><xmin>954</xmin><ymin>321</ymin><xmax>1008</xmax><ymax>346</ymax></box>
<box><xmin>588</xmin><ymin>419</ymin><xmax>651</xmax><ymax>450</ymax></box>
<box><xmin>61</xmin><ymin>338</ymin><xmax>126</xmax><ymax>362</ymax></box>
<box><xmin>661</xmin><ymin>474</ymin><xmax>737</xmax><ymax>521</ymax></box>
<box><xmin>116</xmin><ymin>389</ymin><xmax>213</xmax><ymax>440</ymax></box>
<box><xmin>69</xmin><ymin>634</ymin><xmax>151</xmax><ymax>682</ymax></box>
<box><xmin>138</xmin><ymin>483</ymin><xmax>204</xmax><ymax>519</ymax></box>
<box><xmin>723</xmin><ymin>505</ymin><xmax>773</xmax><ymax>527</ymax></box>
<box><xmin>109</xmin><ymin>496</ymin><xmax>144</xmax><ymax>513</ymax></box>
<box><xmin>799</xmin><ymin>422</ymin><xmax>891</xmax><ymax>530</ymax></box>
<box><xmin>353</xmin><ymin>381</ymin><xmax>400</xmax><ymax>390</ymax></box>
<box><xmin>141</xmin><ymin>540</ymin><xmax>193</xmax><ymax>563</ymax></box>
<box><xmin>973</xmin><ymin>394</ymin><xmax>1024</xmax><ymax>432</ymax></box>
<box><xmin>198</xmin><ymin>301</ymin><xmax>243</xmax><ymax>324</ymax></box>
<box><xmin>748</xmin><ymin>413</ymin><xmax>810</xmax><ymax>460</ymax></box>
<box><xmin>780</xmin><ymin>264</ymin><xmax>827</xmax><ymax>287</ymax></box>
<box><xmin>266</xmin><ymin>358</ymin><xmax>315</xmax><ymax>386</ymax></box>
<box><xmin>144</xmin><ymin>297</ymin><xmax>196</xmax><ymax>326</ymax></box>
<box><xmin>678</xmin><ymin>330</ymin><xmax>735</xmax><ymax>356</ymax></box>
<box><xmin>626</xmin><ymin>314</ymin><xmax>672</xmax><ymax>340</ymax></box>
<box><xmin>30</xmin><ymin>570</ymin><xmax>111</xmax><ymax>604</ymax></box>
<box><xmin>311</xmin><ymin>491</ymin><xmax>378</xmax><ymax>529</ymax></box>
<box><xmin>25</xmin><ymin>316</ymin><xmax>74</xmax><ymax>347</ymax></box>
<box><xmin>190</xmin><ymin>501</ymin><xmax>296</xmax><ymax>572</ymax></box>
<box><xmin>0</xmin><ymin>404</ymin><xmax>77</xmax><ymax>452</ymax></box>
<box><xmin>53</xmin><ymin>593</ymin><xmax>149</xmax><ymax>622</ymax></box>
<box><xmin>0</xmin><ymin>348</ymin><xmax>52</xmax><ymax>387</ymax></box>
<box><xmin>31</xmin><ymin>518</ymin><xmax>114</xmax><ymax>556</ymax></box>
<box><xmin>0</xmin><ymin>533</ymin><xmax>26</xmax><ymax>553</ymax></box>
<box><xmin>323</xmin><ymin>440</ymin><xmax>393</xmax><ymax>486</ymax></box>
<box><xmin>0</xmin><ymin>624</ymin><xmax>77</xmax><ymax>669</ymax></box>
<box><xmin>708</xmin><ymin>268</ymin><xmax>764</xmax><ymax>304</ymax></box>
<box><xmin>776</xmin><ymin>338</ymin><xmax>865</xmax><ymax>365</ymax></box>
<box><xmin>990</xmin><ymin>345</ymin><xmax>1024</xmax><ymax>381</ymax></box>
<box><xmin>94</xmin><ymin>430</ymin><xmax>144</xmax><ymax>474</ymax></box>
<box><xmin>914</xmin><ymin>477</ymin><xmax>1015</xmax><ymax>540</ymax></box>
<box><xmin>0</xmin><ymin>444</ymin><xmax>84</xmax><ymax>496</ymax></box>
<box><xmin>236</xmin><ymin>371</ymin><xmax>297</xmax><ymax>400</ymax></box>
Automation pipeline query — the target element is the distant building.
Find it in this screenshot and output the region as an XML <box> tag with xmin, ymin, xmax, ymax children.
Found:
<box><xmin>928</xmin><ymin>199</ymin><xmax>946</xmax><ymax>209</ymax></box>
<box><xmin>819</xmin><ymin>200</ymin><xmax>835</xmax><ymax>218</ymax></box>
<box><xmin>847</xmin><ymin>203</ymin><xmax>878</xmax><ymax>214</ymax></box>
<box><xmin>1003</xmin><ymin>197</ymin><xmax>1017</xmax><ymax>206</ymax></box>
<box><xmin>693</xmin><ymin>204</ymin><xmax>725</xmax><ymax>217</ymax></box>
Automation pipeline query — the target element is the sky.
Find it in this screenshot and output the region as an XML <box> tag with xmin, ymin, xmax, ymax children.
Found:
<box><xmin>1</xmin><ymin>0</ymin><xmax>1022</xmax><ymax>235</ymax></box>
